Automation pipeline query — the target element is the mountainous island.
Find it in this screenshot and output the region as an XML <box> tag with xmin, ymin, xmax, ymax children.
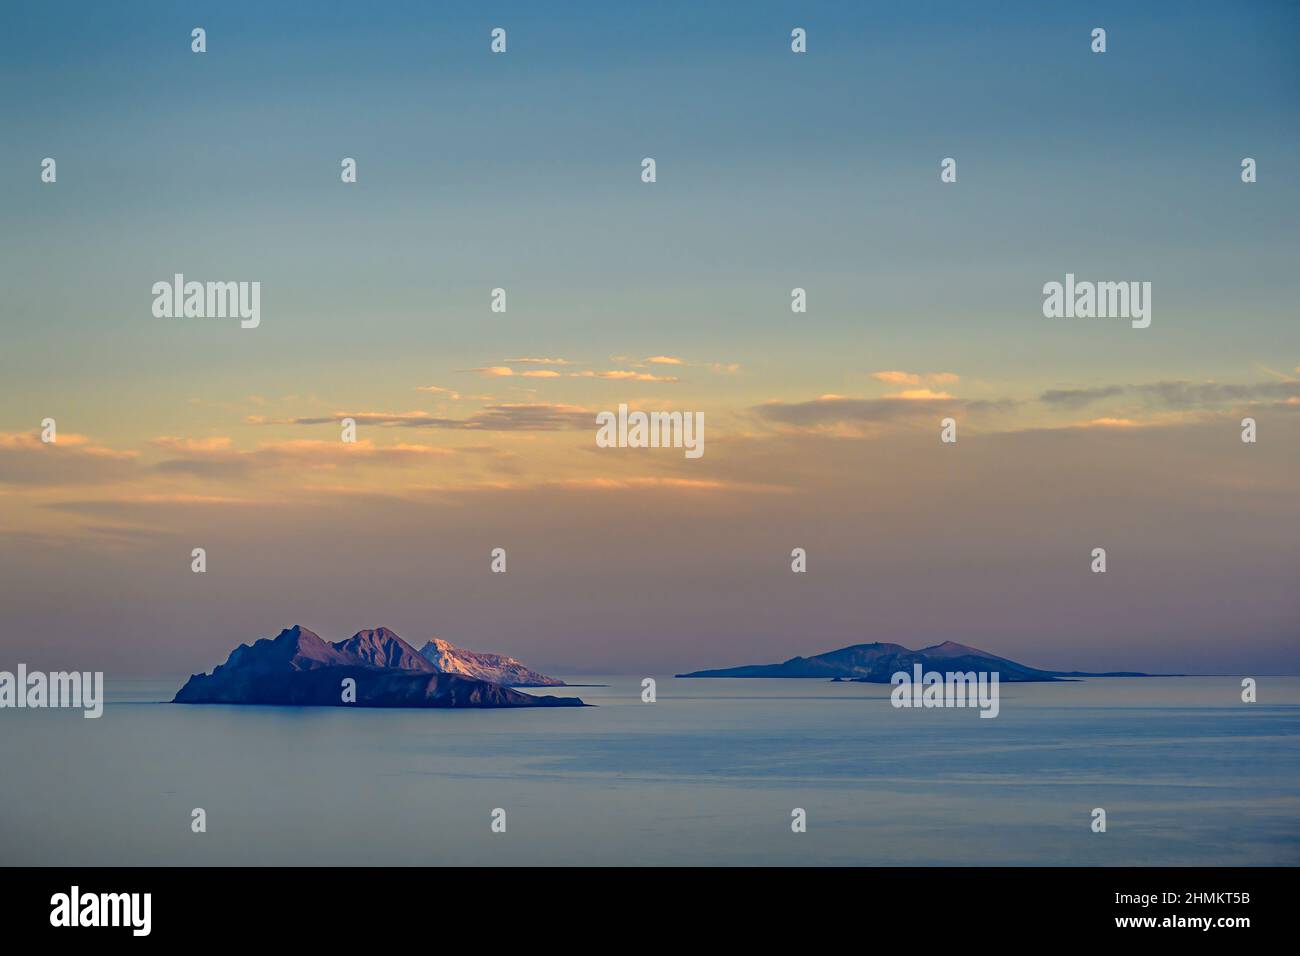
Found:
<box><xmin>676</xmin><ymin>641</ymin><xmax>1156</xmax><ymax>682</ymax></box>
<box><xmin>174</xmin><ymin>625</ymin><xmax>584</xmax><ymax>708</ymax></box>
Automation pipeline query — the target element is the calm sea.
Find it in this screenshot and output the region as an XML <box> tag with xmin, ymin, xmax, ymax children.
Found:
<box><xmin>2</xmin><ymin>676</ymin><xmax>1297</xmax><ymax>865</ymax></box>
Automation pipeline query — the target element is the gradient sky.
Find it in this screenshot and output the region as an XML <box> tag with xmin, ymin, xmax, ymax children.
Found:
<box><xmin>2</xmin><ymin>1</ymin><xmax>1298</xmax><ymax>676</ymax></box>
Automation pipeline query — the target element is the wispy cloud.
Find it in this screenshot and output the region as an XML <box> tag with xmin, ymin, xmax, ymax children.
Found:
<box><xmin>569</xmin><ymin>369</ymin><xmax>678</xmax><ymax>383</ymax></box>
<box><xmin>150</xmin><ymin>436</ymin><xmax>234</xmax><ymax>453</ymax></box>
<box><xmin>1137</xmin><ymin>379</ymin><xmax>1300</xmax><ymax>408</ymax></box>
<box><xmin>1039</xmin><ymin>386</ymin><xmax>1125</xmax><ymax>409</ymax></box>
<box><xmin>611</xmin><ymin>354</ymin><xmax>738</xmax><ymax>374</ymax></box>
<box><xmin>1039</xmin><ymin>379</ymin><xmax>1300</xmax><ymax>411</ymax></box>
<box><xmin>872</xmin><ymin>370</ymin><xmax>960</xmax><ymax>387</ymax></box>
<box><xmin>416</xmin><ymin>384</ymin><xmax>461</xmax><ymax>400</ymax></box>
<box><xmin>883</xmin><ymin>388</ymin><xmax>953</xmax><ymax>400</ymax></box>
<box><xmin>466</xmin><ymin>364</ymin><xmax>676</xmax><ymax>382</ymax></box>
<box><xmin>0</xmin><ymin>431</ymin><xmax>140</xmax><ymax>487</ymax></box>
<box><xmin>754</xmin><ymin>394</ymin><xmax>963</xmax><ymax>429</ymax></box>
<box><xmin>1076</xmin><ymin>417</ymin><xmax>1142</xmax><ymax>428</ymax></box>
<box><xmin>151</xmin><ymin>437</ymin><xmax>456</xmax><ymax>479</ymax></box>
<box><xmin>467</xmin><ymin>403</ymin><xmax>595</xmax><ymax>430</ymax></box>
<box><xmin>250</xmin><ymin>411</ymin><xmax>457</xmax><ymax>427</ymax></box>
<box><xmin>260</xmin><ymin>404</ymin><xmax>595</xmax><ymax>432</ymax></box>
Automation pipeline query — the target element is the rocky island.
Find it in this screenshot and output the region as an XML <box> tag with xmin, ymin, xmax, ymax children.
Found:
<box><xmin>174</xmin><ymin>625</ymin><xmax>584</xmax><ymax>708</ymax></box>
<box><xmin>677</xmin><ymin>640</ymin><xmax>1158</xmax><ymax>682</ymax></box>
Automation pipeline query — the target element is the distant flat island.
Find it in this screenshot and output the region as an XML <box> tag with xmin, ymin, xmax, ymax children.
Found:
<box><xmin>174</xmin><ymin>625</ymin><xmax>585</xmax><ymax>708</ymax></box>
<box><xmin>676</xmin><ymin>641</ymin><xmax>1160</xmax><ymax>682</ymax></box>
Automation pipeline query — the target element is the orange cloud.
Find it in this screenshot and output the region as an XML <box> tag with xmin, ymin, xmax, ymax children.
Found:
<box><xmin>883</xmin><ymin>388</ymin><xmax>953</xmax><ymax>400</ymax></box>
<box><xmin>416</xmin><ymin>384</ymin><xmax>461</xmax><ymax>400</ymax></box>
<box><xmin>0</xmin><ymin>431</ymin><xmax>137</xmax><ymax>459</ymax></box>
<box><xmin>570</xmin><ymin>370</ymin><xmax>678</xmax><ymax>382</ymax></box>
<box><xmin>873</xmin><ymin>370</ymin><xmax>960</xmax><ymax>387</ymax></box>
<box><xmin>1078</xmin><ymin>417</ymin><xmax>1142</xmax><ymax>428</ymax></box>
<box><xmin>150</xmin><ymin>436</ymin><xmax>233</xmax><ymax>453</ymax></box>
<box><xmin>545</xmin><ymin>476</ymin><xmax>791</xmax><ymax>494</ymax></box>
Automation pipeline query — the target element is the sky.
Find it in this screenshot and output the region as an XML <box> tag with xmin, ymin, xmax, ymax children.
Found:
<box><xmin>1</xmin><ymin>1</ymin><xmax>1298</xmax><ymax>676</ymax></box>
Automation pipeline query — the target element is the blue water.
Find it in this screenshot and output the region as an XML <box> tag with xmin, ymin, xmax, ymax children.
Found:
<box><xmin>1</xmin><ymin>676</ymin><xmax>1296</xmax><ymax>865</ymax></box>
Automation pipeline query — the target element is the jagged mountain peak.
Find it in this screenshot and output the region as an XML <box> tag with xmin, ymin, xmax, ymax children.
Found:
<box><xmin>334</xmin><ymin>628</ymin><xmax>434</xmax><ymax>672</ymax></box>
<box><xmin>417</xmin><ymin>637</ymin><xmax>564</xmax><ymax>687</ymax></box>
